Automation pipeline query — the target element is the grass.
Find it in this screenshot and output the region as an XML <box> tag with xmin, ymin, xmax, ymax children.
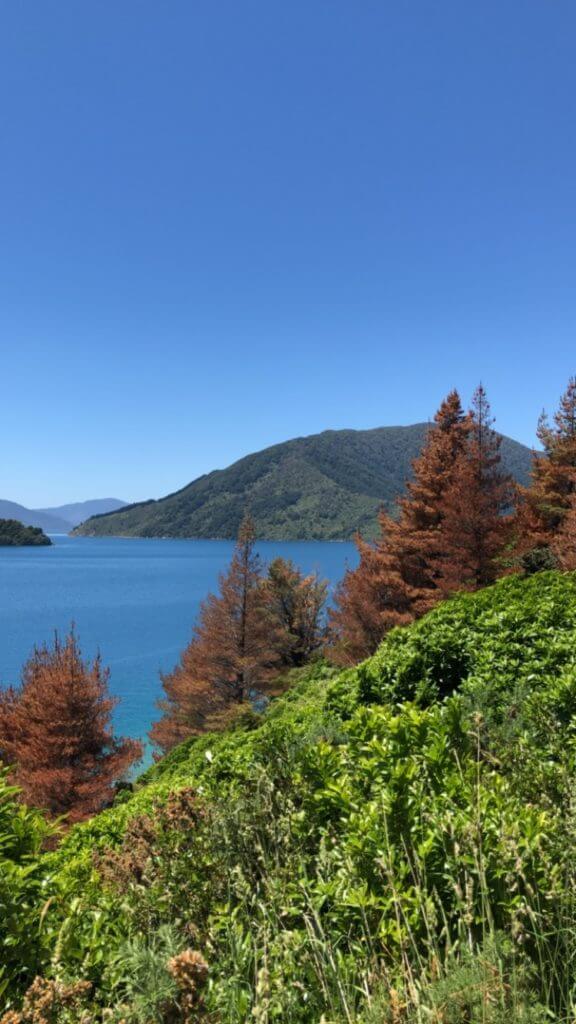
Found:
<box><xmin>2</xmin><ymin>573</ymin><xmax>576</xmax><ymax>1021</ymax></box>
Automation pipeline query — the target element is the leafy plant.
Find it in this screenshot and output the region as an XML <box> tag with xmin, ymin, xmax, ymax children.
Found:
<box><xmin>0</xmin><ymin>770</ymin><xmax>53</xmax><ymax>1007</ymax></box>
<box><xmin>3</xmin><ymin>573</ymin><xmax>576</xmax><ymax>1022</ymax></box>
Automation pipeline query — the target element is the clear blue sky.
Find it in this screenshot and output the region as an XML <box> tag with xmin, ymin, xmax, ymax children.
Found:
<box><xmin>1</xmin><ymin>1</ymin><xmax>575</xmax><ymax>507</ymax></box>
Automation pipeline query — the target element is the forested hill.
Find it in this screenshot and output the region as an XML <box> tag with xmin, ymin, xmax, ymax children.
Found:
<box><xmin>0</xmin><ymin>518</ymin><xmax>52</xmax><ymax>546</ymax></box>
<box><xmin>73</xmin><ymin>424</ymin><xmax>534</xmax><ymax>541</ymax></box>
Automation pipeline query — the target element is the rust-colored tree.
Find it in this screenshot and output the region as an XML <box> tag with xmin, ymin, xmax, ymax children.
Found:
<box><xmin>434</xmin><ymin>385</ymin><xmax>515</xmax><ymax>593</ymax></box>
<box><xmin>518</xmin><ymin>377</ymin><xmax>576</xmax><ymax>566</ymax></box>
<box><xmin>264</xmin><ymin>558</ymin><xmax>328</xmax><ymax>667</ymax></box>
<box><xmin>150</xmin><ymin>516</ymin><xmax>282</xmax><ymax>754</ymax></box>
<box><xmin>551</xmin><ymin>491</ymin><xmax>576</xmax><ymax>571</ymax></box>
<box><xmin>0</xmin><ymin>630</ymin><xmax>141</xmax><ymax>823</ymax></box>
<box><xmin>328</xmin><ymin>533</ymin><xmax>415</xmax><ymax>665</ymax></box>
<box><xmin>330</xmin><ymin>390</ymin><xmax>472</xmax><ymax>663</ymax></box>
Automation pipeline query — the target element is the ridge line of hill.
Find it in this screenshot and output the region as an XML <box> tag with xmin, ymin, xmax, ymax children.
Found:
<box><xmin>73</xmin><ymin>423</ymin><xmax>534</xmax><ymax>541</ymax></box>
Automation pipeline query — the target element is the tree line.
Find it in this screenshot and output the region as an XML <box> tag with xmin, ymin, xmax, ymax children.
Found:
<box><xmin>0</xmin><ymin>377</ymin><xmax>575</xmax><ymax>825</ymax></box>
<box><xmin>331</xmin><ymin>379</ymin><xmax>576</xmax><ymax>663</ymax></box>
<box><xmin>0</xmin><ymin>534</ymin><xmax>328</xmax><ymax>823</ymax></box>
<box><xmin>150</xmin><ymin>523</ymin><xmax>327</xmax><ymax>751</ymax></box>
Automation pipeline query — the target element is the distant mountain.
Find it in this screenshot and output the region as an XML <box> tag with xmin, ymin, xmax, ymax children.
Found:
<box><xmin>73</xmin><ymin>424</ymin><xmax>534</xmax><ymax>542</ymax></box>
<box><xmin>0</xmin><ymin>498</ymin><xmax>127</xmax><ymax>535</ymax></box>
<box><xmin>0</xmin><ymin>518</ymin><xmax>52</xmax><ymax>547</ymax></box>
<box><xmin>0</xmin><ymin>501</ymin><xmax>70</xmax><ymax>534</ymax></box>
<box><xmin>36</xmin><ymin>498</ymin><xmax>127</xmax><ymax>528</ymax></box>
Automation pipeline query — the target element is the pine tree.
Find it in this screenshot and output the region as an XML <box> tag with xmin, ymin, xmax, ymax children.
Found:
<box><xmin>0</xmin><ymin>630</ymin><xmax>141</xmax><ymax>823</ymax></box>
<box><xmin>434</xmin><ymin>385</ymin><xmax>515</xmax><ymax>593</ymax></box>
<box><xmin>330</xmin><ymin>391</ymin><xmax>472</xmax><ymax>663</ymax></box>
<box><xmin>519</xmin><ymin>377</ymin><xmax>576</xmax><ymax>561</ymax></box>
<box><xmin>328</xmin><ymin>531</ymin><xmax>415</xmax><ymax>664</ymax></box>
<box><xmin>390</xmin><ymin>389</ymin><xmax>474</xmax><ymax>600</ymax></box>
<box><xmin>551</xmin><ymin>491</ymin><xmax>576</xmax><ymax>571</ymax></box>
<box><xmin>150</xmin><ymin>516</ymin><xmax>282</xmax><ymax>753</ymax></box>
<box><xmin>264</xmin><ymin>558</ymin><xmax>328</xmax><ymax>667</ymax></box>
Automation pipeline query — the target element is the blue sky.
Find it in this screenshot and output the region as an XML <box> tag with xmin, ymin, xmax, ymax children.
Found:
<box><xmin>1</xmin><ymin>1</ymin><xmax>575</xmax><ymax>507</ymax></box>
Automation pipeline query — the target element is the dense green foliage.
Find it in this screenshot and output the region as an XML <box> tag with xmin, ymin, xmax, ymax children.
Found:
<box><xmin>2</xmin><ymin>573</ymin><xmax>576</xmax><ymax>1022</ymax></box>
<box><xmin>0</xmin><ymin>520</ymin><xmax>51</xmax><ymax>547</ymax></box>
<box><xmin>0</xmin><ymin>769</ymin><xmax>53</xmax><ymax>1001</ymax></box>
<box><xmin>73</xmin><ymin>424</ymin><xmax>532</xmax><ymax>540</ymax></box>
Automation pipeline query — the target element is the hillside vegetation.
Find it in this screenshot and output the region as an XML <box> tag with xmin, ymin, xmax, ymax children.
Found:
<box><xmin>0</xmin><ymin>519</ymin><xmax>51</xmax><ymax>546</ymax></box>
<box><xmin>3</xmin><ymin>571</ymin><xmax>576</xmax><ymax>1022</ymax></box>
<box><xmin>73</xmin><ymin>424</ymin><xmax>532</xmax><ymax>540</ymax></box>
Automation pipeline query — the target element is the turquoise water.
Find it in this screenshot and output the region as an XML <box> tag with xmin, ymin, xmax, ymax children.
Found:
<box><xmin>0</xmin><ymin>536</ymin><xmax>357</xmax><ymax>751</ymax></box>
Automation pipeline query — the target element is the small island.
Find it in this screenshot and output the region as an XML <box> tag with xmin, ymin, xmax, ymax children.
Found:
<box><xmin>0</xmin><ymin>518</ymin><xmax>52</xmax><ymax>546</ymax></box>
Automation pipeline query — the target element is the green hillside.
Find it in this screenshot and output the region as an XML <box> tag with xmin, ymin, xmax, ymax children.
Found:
<box><xmin>4</xmin><ymin>572</ymin><xmax>576</xmax><ymax>1021</ymax></box>
<box><xmin>0</xmin><ymin>518</ymin><xmax>52</xmax><ymax>546</ymax></box>
<box><xmin>74</xmin><ymin>424</ymin><xmax>533</xmax><ymax>540</ymax></box>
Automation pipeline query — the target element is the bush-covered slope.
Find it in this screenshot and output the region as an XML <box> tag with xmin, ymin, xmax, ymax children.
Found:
<box><xmin>73</xmin><ymin>424</ymin><xmax>533</xmax><ymax>540</ymax></box>
<box><xmin>0</xmin><ymin>519</ymin><xmax>52</xmax><ymax>546</ymax></box>
<box><xmin>4</xmin><ymin>573</ymin><xmax>576</xmax><ymax>1022</ymax></box>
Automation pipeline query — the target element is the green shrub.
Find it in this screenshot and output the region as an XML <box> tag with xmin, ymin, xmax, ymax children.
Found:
<box><xmin>4</xmin><ymin>573</ymin><xmax>576</xmax><ymax>1021</ymax></box>
<box><xmin>0</xmin><ymin>769</ymin><xmax>53</xmax><ymax>1006</ymax></box>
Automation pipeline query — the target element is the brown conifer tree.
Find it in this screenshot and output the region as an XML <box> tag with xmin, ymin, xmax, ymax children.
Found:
<box><xmin>434</xmin><ymin>385</ymin><xmax>515</xmax><ymax>593</ymax></box>
<box><xmin>264</xmin><ymin>558</ymin><xmax>328</xmax><ymax>667</ymax></box>
<box><xmin>518</xmin><ymin>377</ymin><xmax>576</xmax><ymax>563</ymax></box>
<box><xmin>150</xmin><ymin>516</ymin><xmax>282</xmax><ymax>753</ymax></box>
<box><xmin>330</xmin><ymin>391</ymin><xmax>472</xmax><ymax>663</ymax></box>
<box><xmin>0</xmin><ymin>630</ymin><xmax>141</xmax><ymax>823</ymax></box>
<box><xmin>551</xmin><ymin>492</ymin><xmax>576</xmax><ymax>571</ymax></box>
<box><xmin>328</xmin><ymin>532</ymin><xmax>415</xmax><ymax>664</ymax></box>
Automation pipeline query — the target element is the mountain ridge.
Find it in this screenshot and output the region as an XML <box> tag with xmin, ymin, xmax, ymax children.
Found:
<box><xmin>36</xmin><ymin>498</ymin><xmax>127</xmax><ymax>526</ymax></box>
<box><xmin>0</xmin><ymin>498</ymin><xmax>127</xmax><ymax>535</ymax></box>
<box><xmin>73</xmin><ymin>423</ymin><xmax>534</xmax><ymax>541</ymax></box>
<box><xmin>0</xmin><ymin>501</ymin><xmax>71</xmax><ymax>535</ymax></box>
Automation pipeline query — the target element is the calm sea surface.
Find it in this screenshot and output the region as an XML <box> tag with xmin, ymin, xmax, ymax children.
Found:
<box><xmin>0</xmin><ymin>536</ymin><xmax>357</xmax><ymax>755</ymax></box>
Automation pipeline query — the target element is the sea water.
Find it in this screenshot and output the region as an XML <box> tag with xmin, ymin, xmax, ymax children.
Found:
<box><xmin>0</xmin><ymin>535</ymin><xmax>357</xmax><ymax>753</ymax></box>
